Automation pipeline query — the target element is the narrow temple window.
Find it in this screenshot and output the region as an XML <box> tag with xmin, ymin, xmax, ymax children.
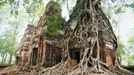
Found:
<box><xmin>32</xmin><ymin>48</ymin><xmax>38</xmax><ymax>65</ymax></box>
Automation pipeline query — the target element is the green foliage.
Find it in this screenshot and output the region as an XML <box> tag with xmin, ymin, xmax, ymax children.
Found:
<box><xmin>0</xmin><ymin>0</ymin><xmax>14</xmax><ymax>6</ymax></box>
<box><xmin>46</xmin><ymin>1</ymin><xmax>61</xmax><ymax>13</ymax></box>
<box><xmin>46</xmin><ymin>15</ymin><xmax>66</xmax><ymax>35</ymax></box>
<box><xmin>128</xmin><ymin>36</ymin><xmax>134</xmax><ymax>44</ymax></box>
<box><xmin>9</xmin><ymin>0</ymin><xmax>15</xmax><ymax>5</ymax></box>
<box><xmin>0</xmin><ymin>0</ymin><xmax>43</xmax><ymax>18</ymax></box>
<box><xmin>0</xmin><ymin>0</ymin><xmax>7</xmax><ymax>7</ymax></box>
<box><xmin>128</xmin><ymin>55</ymin><xmax>134</xmax><ymax>65</ymax></box>
<box><xmin>23</xmin><ymin>0</ymin><xmax>30</xmax><ymax>4</ymax></box>
<box><xmin>128</xmin><ymin>36</ymin><xmax>134</xmax><ymax>53</ymax></box>
<box><xmin>129</xmin><ymin>2</ymin><xmax>134</xmax><ymax>11</ymax></box>
<box><xmin>126</xmin><ymin>36</ymin><xmax>134</xmax><ymax>65</ymax></box>
<box><xmin>117</xmin><ymin>39</ymin><xmax>125</xmax><ymax>55</ymax></box>
<box><xmin>130</xmin><ymin>3</ymin><xmax>134</xmax><ymax>8</ymax></box>
<box><xmin>115</xmin><ymin>7</ymin><xmax>122</xmax><ymax>14</ymax></box>
<box><xmin>23</xmin><ymin>0</ymin><xmax>43</xmax><ymax>14</ymax></box>
<box><xmin>11</xmin><ymin>9</ymin><xmax>18</xmax><ymax>16</ymax></box>
<box><xmin>33</xmin><ymin>0</ymin><xmax>42</xmax><ymax>3</ymax></box>
<box><xmin>0</xmin><ymin>28</ymin><xmax>17</xmax><ymax>55</ymax></box>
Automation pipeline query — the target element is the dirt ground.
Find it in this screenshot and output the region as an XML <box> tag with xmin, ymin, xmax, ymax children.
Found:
<box><xmin>0</xmin><ymin>65</ymin><xmax>134</xmax><ymax>75</ymax></box>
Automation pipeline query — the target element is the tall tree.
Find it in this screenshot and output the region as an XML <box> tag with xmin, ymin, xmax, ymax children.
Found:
<box><xmin>0</xmin><ymin>28</ymin><xmax>17</xmax><ymax>64</ymax></box>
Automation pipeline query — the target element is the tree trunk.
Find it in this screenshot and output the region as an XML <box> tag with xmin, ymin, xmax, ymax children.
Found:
<box><xmin>8</xmin><ymin>54</ymin><xmax>12</xmax><ymax>64</ymax></box>
<box><xmin>3</xmin><ymin>54</ymin><xmax>7</xmax><ymax>64</ymax></box>
<box><xmin>1</xmin><ymin>54</ymin><xmax>5</xmax><ymax>64</ymax></box>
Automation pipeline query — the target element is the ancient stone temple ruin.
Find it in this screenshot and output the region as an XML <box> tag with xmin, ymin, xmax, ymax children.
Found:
<box><xmin>16</xmin><ymin>25</ymin><xmax>35</xmax><ymax>65</ymax></box>
<box><xmin>16</xmin><ymin>0</ymin><xmax>117</xmax><ymax>70</ymax></box>
<box><xmin>16</xmin><ymin>1</ymin><xmax>64</xmax><ymax>67</ymax></box>
<box><xmin>12</xmin><ymin>0</ymin><xmax>133</xmax><ymax>75</ymax></box>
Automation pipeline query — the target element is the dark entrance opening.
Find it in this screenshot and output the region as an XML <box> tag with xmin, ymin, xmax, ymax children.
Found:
<box><xmin>32</xmin><ymin>48</ymin><xmax>38</xmax><ymax>65</ymax></box>
<box><xmin>74</xmin><ymin>51</ymin><xmax>80</xmax><ymax>63</ymax></box>
<box><xmin>69</xmin><ymin>48</ymin><xmax>80</xmax><ymax>64</ymax></box>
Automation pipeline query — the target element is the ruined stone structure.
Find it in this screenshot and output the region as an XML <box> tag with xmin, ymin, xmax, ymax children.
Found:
<box><xmin>16</xmin><ymin>1</ymin><xmax>64</xmax><ymax>68</ymax></box>
<box><xmin>16</xmin><ymin>24</ymin><xmax>35</xmax><ymax>65</ymax></box>
<box><xmin>10</xmin><ymin>0</ymin><xmax>133</xmax><ymax>75</ymax></box>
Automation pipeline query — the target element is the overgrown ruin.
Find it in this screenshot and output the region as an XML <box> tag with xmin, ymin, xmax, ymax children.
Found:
<box><xmin>0</xmin><ymin>0</ymin><xmax>134</xmax><ymax>75</ymax></box>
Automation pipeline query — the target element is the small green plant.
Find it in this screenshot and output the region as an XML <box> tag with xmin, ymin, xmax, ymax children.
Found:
<box><xmin>46</xmin><ymin>15</ymin><xmax>66</xmax><ymax>35</ymax></box>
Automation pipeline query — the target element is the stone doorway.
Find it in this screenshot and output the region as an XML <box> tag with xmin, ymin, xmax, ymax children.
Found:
<box><xmin>69</xmin><ymin>48</ymin><xmax>80</xmax><ymax>66</ymax></box>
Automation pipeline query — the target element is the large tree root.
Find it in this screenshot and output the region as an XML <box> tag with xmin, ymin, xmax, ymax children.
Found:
<box><xmin>40</xmin><ymin>58</ymin><xmax>134</xmax><ymax>75</ymax></box>
<box><xmin>0</xmin><ymin>61</ymin><xmax>133</xmax><ymax>75</ymax></box>
<box><xmin>39</xmin><ymin>57</ymin><xmax>134</xmax><ymax>75</ymax></box>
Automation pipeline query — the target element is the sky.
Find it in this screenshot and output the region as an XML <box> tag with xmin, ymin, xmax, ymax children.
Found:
<box><xmin>118</xmin><ymin>8</ymin><xmax>134</xmax><ymax>43</ymax></box>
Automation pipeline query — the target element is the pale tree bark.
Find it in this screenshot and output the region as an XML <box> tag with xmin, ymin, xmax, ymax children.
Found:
<box><xmin>8</xmin><ymin>54</ymin><xmax>12</xmax><ymax>64</ymax></box>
